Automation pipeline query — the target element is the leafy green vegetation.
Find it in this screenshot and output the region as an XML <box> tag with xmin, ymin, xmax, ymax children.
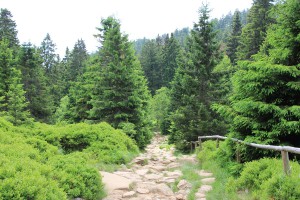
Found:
<box><xmin>197</xmin><ymin>140</ymin><xmax>300</xmax><ymax>200</ymax></box>
<box><xmin>0</xmin><ymin>117</ymin><xmax>138</xmax><ymax>199</ymax></box>
<box><xmin>1</xmin><ymin>0</ymin><xmax>300</xmax><ymax>197</ymax></box>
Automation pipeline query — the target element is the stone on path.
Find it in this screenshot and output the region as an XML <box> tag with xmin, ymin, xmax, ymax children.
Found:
<box><xmin>201</xmin><ymin>177</ymin><xmax>215</xmax><ymax>184</ymax></box>
<box><xmin>136</xmin><ymin>188</ymin><xmax>150</xmax><ymax>194</ymax></box>
<box><xmin>122</xmin><ymin>191</ymin><xmax>136</xmax><ymax>198</ymax></box>
<box><xmin>135</xmin><ymin>169</ymin><xmax>149</xmax><ymax>176</ymax></box>
<box><xmin>149</xmin><ymin>165</ymin><xmax>166</xmax><ymax>171</ymax></box>
<box><xmin>177</xmin><ymin>179</ymin><xmax>191</xmax><ymax>190</ymax></box>
<box><xmin>150</xmin><ymin>183</ymin><xmax>174</xmax><ymax>196</ymax></box>
<box><xmin>199</xmin><ymin>185</ymin><xmax>213</xmax><ymax>193</ymax></box>
<box><xmin>195</xmin><ymin>192</ymin><xmax>206</xmax><ymax>198</ymax></box>
<box><xmin>100</xmin><ymin>171</ymin><xmax>133</xmax><ymax>193</ymax></box>
<box><xmin>176</xmin><ymin>193</ymin><xmax>185</xmax><ymax>200</ymax></box>
<box><xmin>144</xmin><ymin>173</ymin><xmax>163</xmax><ymax>180</ymax></box>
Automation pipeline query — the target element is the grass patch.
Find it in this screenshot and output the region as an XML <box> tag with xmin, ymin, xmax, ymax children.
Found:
<box><xmin>181</xmin><ymin>162</ymin><xmax>202</xmax><ymax>200</ymax></box>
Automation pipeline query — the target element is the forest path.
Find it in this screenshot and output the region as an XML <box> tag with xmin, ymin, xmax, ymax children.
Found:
<box><xmin>101</xmin><ymin>133</ymin><xmax>214</xmax><ymax>200</ymax></box>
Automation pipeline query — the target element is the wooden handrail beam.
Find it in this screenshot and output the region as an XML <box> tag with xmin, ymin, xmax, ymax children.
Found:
<box><xmin>198</xmin><ymin>135</ymin><xmax>300</xmax><ymax>155</ymax></box>
<box><xmin>197</xmin><ymin>135</ymin><xmax>300</xmax><ymax>175</ymax></box>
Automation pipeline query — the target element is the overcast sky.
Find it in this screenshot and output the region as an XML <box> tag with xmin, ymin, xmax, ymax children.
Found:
<box><xmin>1</xmin><ymin>0</ymin><xmax>253</xmax><ymax>56</ymax></box>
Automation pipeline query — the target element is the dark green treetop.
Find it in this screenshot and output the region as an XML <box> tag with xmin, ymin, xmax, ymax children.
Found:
<box><xmin>90</xmin><ymin>16</ymin><xmax>152</xmax><ymax>148</ymax></box>
<box><xmin>226</xmin><ymin>11</ymin><xmax>242</xmax><ymax>65</ymax></box>
<box><xmin>0</xmin><ymin>8</ymin><xmax>19</xmax><ymax>47</ymax></box>
<box><xmin>238</xmin><ymin>0</ymin><xmax>274</xmax><ymax>60</ymax></box>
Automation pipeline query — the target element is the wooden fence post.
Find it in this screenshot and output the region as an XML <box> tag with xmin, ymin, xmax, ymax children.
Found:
<box><xmin>216</xmin><ymin>138</ymin><xmax>219</xmax><ymax>148</ymax></box>
<box><xmin>281</xmin><ymin>150</ymin><xmax>290</xmax><ymax>175</ymax></box>
<box><xmin>199</xmin><ymin>139</ymin><xmax>202</xmax><ymax>150</ymax></box>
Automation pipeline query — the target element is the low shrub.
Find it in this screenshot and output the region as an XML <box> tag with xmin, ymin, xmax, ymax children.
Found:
<box><xmin>227</xmin><ymin>158</ymin><xmax>300</xmax><ymax>200</ymax></box>
<box><xmin>0</xmin><ymin>133</ymin><xmax>67</xmax><ymax>199</ymax></box>
<box><xmin>0</xmin><ymin>117</ymin><xmax>139</xmax><ymax>199</ymax></box>
<box><xmin>32</xmin><ymin>122</ymin><xmax>139</xmax><ymax>164</ymax></box>
<box><xmin>49</xmin><ymin>152</ymin><xmax>105</xmax><ymax>200</ymax></box>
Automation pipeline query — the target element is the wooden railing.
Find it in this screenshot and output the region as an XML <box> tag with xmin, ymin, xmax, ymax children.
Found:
<box><xmin>196</xmin><ymin>135</ymin><xmax>300</xmax><ymax>175</ymax></box>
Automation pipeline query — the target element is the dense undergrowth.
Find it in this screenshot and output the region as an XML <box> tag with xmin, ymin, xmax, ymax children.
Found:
<box><xmin>197</xmin><ymin>140</ymin><xmax>300</xmax><ymax>200</ymax></box>
<box><xmin>0</xmin><ymin>117</ymin><xmax>139</xmax><ymax>199</ymax></box>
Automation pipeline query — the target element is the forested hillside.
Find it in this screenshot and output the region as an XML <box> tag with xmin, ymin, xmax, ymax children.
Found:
<box><xmin>0</xmin><ymin>0</ymin><xmax>299</xmax><ymax>199</ymax></box>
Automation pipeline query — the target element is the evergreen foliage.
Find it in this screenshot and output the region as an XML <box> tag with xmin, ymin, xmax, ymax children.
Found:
<box><xmin>0</xmin><ymin>8</ymin><xmax>19</xmax><ymax>47</ymax></box>
<box><xmin>226</xmin><ymin>11</ymin><xmax>242</xmax><ymax>65</ymax></box>
<box><xmin>18</xmin><ymin>43</ymin><xmax>53</xmax><ymax>122</ymax></box>
<box><xmin>0</xmin><ymin>39</ymin><xmax>12</xmax><ymax>111</ymax></box>
<box><xmin>162</xmin><ymin>33</ymin><xmax>182</xmax><ymax>86</ymax></box>
<box><xmin>5</xmin><ymin>68</ymin><xmax>30</xmax><ymax>125</ymax></box>
<box><xmin>215</xmin><ymin>0</ymin><xmax>300</xmax><ymax>161</ymax></box>
<box><xmin>169</xmin><ymin>4</ymin><xmax>222</xmax><ymax>151</ymax></box>
<box><xmin>90</xmin><ymin>17</ymin><xmax>152</xmax><ymax>148</ymax></box>
<box><xmin>237</xmin><ymin>0</ymin><xmax>274</xmax><ymax>60</ymax></box>
<box><xmin>140</xmin><ymin>39</ymin><xmax>164</xmax><ymax>94</ymax></box>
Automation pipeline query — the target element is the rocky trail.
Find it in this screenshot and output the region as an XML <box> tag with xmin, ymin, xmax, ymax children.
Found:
<box><xmin>101</xmin><ymin>134</ymin><xmax>215</xmax><ymax>200</ymax></box>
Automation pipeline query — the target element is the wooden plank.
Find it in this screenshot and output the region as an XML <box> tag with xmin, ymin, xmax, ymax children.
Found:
<box><xmin>198</xmin><ymin>135</ymin><xmax>300</xmax><ymax>155</ymax></box>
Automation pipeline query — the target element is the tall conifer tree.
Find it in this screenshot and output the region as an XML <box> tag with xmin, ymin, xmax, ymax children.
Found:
<box><xmin>162</xmin><ymin>33</ymin><xmax>181</xmax><ymax>86</ymax></box>
<box><xmin>90</xmin><ymin>17</ymin><xmax>151</xmax><ymax>148</ymax></box>
<box><xmin>18</xmin><ymin>43</ymin><xmax>53</xmax><ymax>122</ymax></box>
<box><xmin>6</xmin><ymin>68</ymin><xmax>30</xmax><ymax>125</ymax></box>
<box><xmin>216</xmin><ymin>0</ymin><xmax>300</xmax><ymax>161</ymax></box>
<box><xmin>237</xmin><ymin>0</ymin><xmax>274</xmax><ymax>60</ymax></box>
<box><xmin>169</xmin><ymin>4</ymin><xmax>222</xmax><ymax>151</ymax></box>
<box><xmin>0</xmin><ymin>8</ymin><xmax>19</xmax><ymax>47</ymax></box>
<box><xmin>0</xmin><ymin>39</ymin><xmax>12</xmax><ymax>112</ymax></box>
<box><xmin>226</xmin><ymin>11</ymin><xmax>242</xmax><ymax>65</ymax></box>
<box><xmin>140</xmin><ymin>39</ymin><xmax>164</xmax><ymax>95</ymax></box>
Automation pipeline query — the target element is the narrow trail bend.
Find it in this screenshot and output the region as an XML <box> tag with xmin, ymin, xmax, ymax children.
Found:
<box><xmin>101</xmin><ymin>133</ymin><xmax>214</xmax><ymax>200</ymax></box>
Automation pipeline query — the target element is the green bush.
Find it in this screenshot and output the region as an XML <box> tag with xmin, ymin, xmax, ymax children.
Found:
<box><xmin>227</xmin><ymin>158</ymin><xmax>300</xmax><ymax>200</ymax></box>
<box><xmin>33</xmin><ymin>122</ymin><xmax>139</xmax><ymax>164</ymax></box>
<box><xmin>197</xmin><ymin>140</ymin><xmax>243</xmax><ymax>176</ymax></box>
<box><xmin>49</xmin><ymin>152</ymin><xmax>105</xmax><ymax>200</ymax></box>
<box><xmin>0</xmin><ymin>117</ymin><xmax>140</xmax><ymax>199</ymax></box>
<box><xmin>0</xmin><ymin>133</ymin><xmax>67</xmax><ymax>199</ymax></box>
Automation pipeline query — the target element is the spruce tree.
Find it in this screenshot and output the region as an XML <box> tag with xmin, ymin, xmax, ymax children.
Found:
<box><xmin>139</xmin><ymin>39</ymin><xmax>164</xmax><ymax>95</ymax></box>
<box><xmin>6</xmin><ymin>68</ymin><xmax>30</xmax><ymax>125</ymax></box>
<box><xmin>0</xmin><ymin>39</ymin><xmax>13</xmax><ymax>111</ymax></box>
<box><xmin>162</xmin><ymin>33</ymin><xmax>181</xmax><ymax>86</ymax></box>
<box><xmin>18</xmin><ymin>43</ymin><xmax>53</xmax><ymax>122</ymax></box>
<box><xmin>237</xmin><ymin>0</ymin><xmax>274</xmax><ymax>60</ymax></box>
<box><xmin>216</xmin><ymin>0</ymin><xmax>300</xmax><ymax>161</ymax></box>
<box><xmin>0</xmin><ymin>8</ymin><xmax>19</xmax><ymax>47</ymax></box>
<box><xmin>90</xmin><ymin>17</ymin><xmax>152</xmax><ymax>148</ymax></box>
<box><xmin>40</xmin><ymin>33</ymin><xmax>62</xmax><ymax>108</ymax></box>
<box><xmin>169</xmin><ymin>4</ymin><xmax>222</xmax><ymax>151</ymax></box>
<box><xmin>68</xmin><ymin>39</ymin><xmax>88</xmax><ymax>83</ymax></box>
<box><xmin>226</xmin><ymin>11</ymin><xmax>242</xmax><ymax>65</ymax></box>
<box><xmin>40</xmin><ymin>33</ymin><xmax>58</xmax><ymax>74</ymax></box>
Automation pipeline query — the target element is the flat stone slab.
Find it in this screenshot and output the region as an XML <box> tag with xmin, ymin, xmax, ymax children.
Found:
<box><xmin>201</xmin><ymin>177</ymin><xmax>215</xmax><ymax>184</ymax></box>
<box><xmin>144</xmin><ymin>173</ymin><xmax>163</xmax><ymax>180</ymax></box>
<box><xmin>136</xmin><ymin>169</ymin><xmax>149</xmax><ymax>176</ymax></box>
<box><xmin>195</xmin><ymin>192</ymin><xmax>206</xmax><ymax>198</ymax></box>
<box><xmin>150</xmin><ymin>183</ymin><xmax>174</xmax><ymax>196</ymax></box>
<box><xmin>100</xmin><ymin>171</ymin><xmax>133</xmax><ymax>193</ymax></box>
<box><xmin>198</xmin><ymin>185</ymin><xmax>212</xmax><ymax>193</ymax></box>
<box><xmin>149</xmin><ymin>165</ymin><xmax>166</xmax><ymax>171</ymax></box>
<box><xmin>122</xmin><ymin>191</ymin><xmax>136</xmax><ymax>198</ymax></box>
<box><xmin>136</xmin><ymin>188</ymin><xmax>150</xmax><ymax>194</ymax></box>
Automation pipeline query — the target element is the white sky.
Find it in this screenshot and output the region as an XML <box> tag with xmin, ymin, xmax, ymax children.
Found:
<box><xmin>0</xmin><ymin>0</ymin><xmax>252</xmax><ymax>56</ymax></box>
